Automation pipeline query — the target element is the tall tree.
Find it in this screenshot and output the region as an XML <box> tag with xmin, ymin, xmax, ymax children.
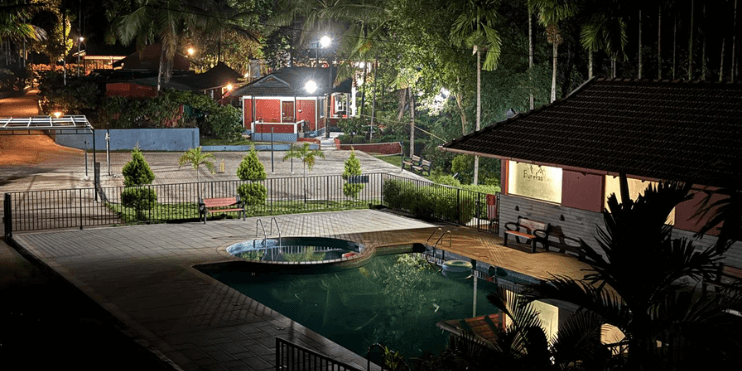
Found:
<box><xmin>533</xmin><ymin>0</ymin><xmax>578</xmax><ymax>102</ymax></box>
<box><xmin>450</xmin><ymin>0</ymin><xmax>502</xmax><ymax>185</ymax></box>
<box><xmin>579</xmin><ymin>0</ymin><xmax>628</xmax><ymax>80</ymax></box>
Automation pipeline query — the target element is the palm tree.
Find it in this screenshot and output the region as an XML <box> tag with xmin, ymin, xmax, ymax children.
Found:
<box><xmin>579</xmin><ymin>0</ymin><xmax>628</xmax><ymax>79</ymax></box>
<box><xmin>178</xmin><ymin>147</ymin><xmax>215</xmax><ymax>198</ymax></box>
<box><xmin>532</xmin><ymin>0</ymin><xmax>578</xmax><ymax>102</ymax></box>
<box><xmin>450</xmin><ymin>0</ymin><xmax>502</xmax><ymax>185</ymax></box>
<box><xmin>524</xmin><ymin>178</ymin><xmax>730</xmax><ymax>369</ymax></box>
<box><xmin>283</xmin><ymin>142</ymin><xmax>325</xmax><ymax>202</ymax></box>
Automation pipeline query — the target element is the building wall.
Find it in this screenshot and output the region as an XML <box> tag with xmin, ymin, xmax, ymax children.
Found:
<box><xmin>499</xmin><ymin>193</ymin><xmax>604</xmax><ymax>257</ymax></box>
<box><xmin>296</xmin><ymin>99</ymin><xmax>316</xmax><ymax>130</ymax></box>
<box><xmin>243</xmin><ymin>98</ymin><xmax>253</xmax><ymax>128</ymax></box>
<box><xmin>253</xmin><ymin>122</ymin><xmax>297</xmax><ymax>134</ymax></box>
<box><xmin>105</xmin><ymin>82</ymin><xmax>157</xmax><ymax>98</ymax></box>
<box><xmin>252</xmin><ymin>132</ymin><xmax>297</xmax><ymax>142</ymax></box>
<box><xmin>255</xmin><ymin>99</ymin><xmax>281</xmax><ymax>122</ymax></box>
<box><xmin>54</xmin><ymin>128</ymin><xmax>199</xmax><ymax>151</ymax></box>
<box><xmin>561</xmin><ymin>170</ymin><xmax>604</xmax><ymax>212</ymax></box>
<box><xmin>674</xmin><ymin>188</ymin><xmax>723</xmax><ymax>236</ymax></box>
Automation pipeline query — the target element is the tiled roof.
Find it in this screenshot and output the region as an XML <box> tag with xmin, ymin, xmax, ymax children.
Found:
<box><xmin>231</xmin><ymin>67</ymin><xmax>351</xmax><ymax>97</ymax></box>
<box><xmin>441</xmin><ymin>78</ymin><xmax>742</xmax><ymax>188</ymax></box>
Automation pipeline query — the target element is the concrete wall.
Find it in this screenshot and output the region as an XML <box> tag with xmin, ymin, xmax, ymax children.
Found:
<box><xmin>335</xmin><ymin>141</ymin><xmax>403</xmax><ymax>154</ymax></box>
<box><xmin>54</xmin><ymin>128</ymin><xmax>199</xmax><ymax>151</ymax></box>
<box><xmin>252</xmin><ymin>132</ymin><xmax>298</xmax><ymax>142</ymax></box>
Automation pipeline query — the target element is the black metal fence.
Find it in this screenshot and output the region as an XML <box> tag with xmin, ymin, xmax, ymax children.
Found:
<box><xmin>276</xmin><ymin>337</ymin><xmax>362</xmax><ymax>371</ymax></box>
<box><xmin>3</xmin><ymin>173</ymin><xmax>500</xmax><ymax>238</ymax></box>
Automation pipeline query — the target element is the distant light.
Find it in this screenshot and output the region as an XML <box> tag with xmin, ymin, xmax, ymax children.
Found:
<box><xmin>226</xmin><ymin>83</ymin><xmax>233</xmax><ymax>91</ymax></box>
<box><xmin>244</xmin><ymin>72</ymin><xmax>249</xmax><ymax>79</ymax></box>
<box><xmin>187</xmin><ymin>47</ymin><xmax>195</xmax><ymax>56</ymax></box>
<box><xmin>305</xmin><ymin>80</ymin><xmax>318</xmax><ymax>94</ymax></box>
<box><xmin>320</xmin><ymin>36</ymin><xmax>331</xmax><ymax>48</ymax></box>
<box><xmin>53</xmin><ymin>111</ymin><xmax>63</xmax><ymax>118</ymax></box>
<box><xmin>79</xmin><ymin>37</ymin><xmax>84</xmax><ymax>42</ymax></box>
<box><xmin>358</xmin><ymin>61</ymin><xmax>365</xmax><ymax>69</ymax></box>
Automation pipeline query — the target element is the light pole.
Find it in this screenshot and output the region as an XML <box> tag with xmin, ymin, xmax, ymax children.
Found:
<box><xmin>77</xmin><ymin>37</ymin><xmax>84</xmax><ymax>76</ymax></box>
<box><xmin>320</xmin><ymin>36</ymin><xmax>332</xmax><ymax>139</ymax></box>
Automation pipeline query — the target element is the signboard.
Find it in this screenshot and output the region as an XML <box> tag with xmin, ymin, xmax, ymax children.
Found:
<box><xmin>508</xmin><ymin>161</ymin><xmax>563</xmax><ymax>203</ymax></box>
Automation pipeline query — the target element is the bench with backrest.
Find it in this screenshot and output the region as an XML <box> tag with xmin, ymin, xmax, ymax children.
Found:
<box><xmin>702</xmin><ymin>263</ymin><xmax>742</xmax><ymax>295</ymax></box>
<box><xmin>198</xmin><ymin>197</ymin><xmax>246</xmax><ymax>224</ymax></box>
<box><xmin>412</xmin><ymin>159</ymin><xmax>433</xmax><ymax>176</ymax></box>
<box><xmin>535</xmin><ymin>225</ymin><xmax>585</xmax><ymax>260</ymax></box>
<box><xmin>402</xmin><ymin>155</ymin><xmax>421</xmax><ymax>171</ymax></box>
<box><xmin>503</xmin><ymin>216</ymin><xmax>549</xmax><ymax>253</ymax></box>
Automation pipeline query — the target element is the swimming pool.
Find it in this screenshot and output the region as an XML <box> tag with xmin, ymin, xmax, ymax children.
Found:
<box><xmin>202</xmin><ymin>252</ymin><xmax>500</xmax><ymax>358</ymax></box>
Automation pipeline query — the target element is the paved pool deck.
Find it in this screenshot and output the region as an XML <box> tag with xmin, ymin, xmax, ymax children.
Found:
<box><xmin>11</xmin><ymin>209</ymin><xmax>591</xmax><ymax>371</ymax></box>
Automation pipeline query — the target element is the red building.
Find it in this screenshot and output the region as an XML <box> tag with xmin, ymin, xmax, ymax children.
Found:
<box><xmin>441</xmin><ymin>78</ymin><xmax>742</xmax><ymax>268</ymax></box>
<box><xmin>231</xmin><ymin>67</ymin><xmax>353</xmax><ymax>141</ymax></box>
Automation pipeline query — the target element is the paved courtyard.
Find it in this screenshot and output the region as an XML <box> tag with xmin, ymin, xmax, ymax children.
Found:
<box><xmin>10</xmin><ymin>209</ymin><xmax>591</xmax><ymax>370</ymax></box>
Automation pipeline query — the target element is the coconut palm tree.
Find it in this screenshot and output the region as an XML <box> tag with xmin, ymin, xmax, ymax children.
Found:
<box><xmin>450</xmin><ymin>0</ymin><xmax>501</xmax><ymax>185</ymax></box>
<box><xmin>523</xmin><ymin>178</ymin><xmax>734</xmax><ymax>370</ymax></box>
<box><xmin>283</xmin><ymin>142</ymin><xmax>325</xmax><ymax>203</ymax></box>
<box><xmin>532</xmin><ymin>0</ymin><xmax>578</xmax><ymax>102</ymax></box>
<box><xmin>579</xmin><ymin>0</ymin><xmax>628</xmax><ymax>79</ymax></box>
<box><xmin>178</xmin><ymin>146</ymin><xmax>215</xmax><ymax>198</ymax></box>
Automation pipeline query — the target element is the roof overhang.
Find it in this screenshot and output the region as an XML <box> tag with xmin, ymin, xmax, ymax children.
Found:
<box><xmin>0</xmin><ymin>115</ymin><xmax>94</xmax><ymax>135</ymax></box>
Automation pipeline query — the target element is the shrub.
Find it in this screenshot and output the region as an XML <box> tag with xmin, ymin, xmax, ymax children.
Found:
<box><xmin>205</xmin><ymin>104</ymin><xmax>242</xmax><ymax>141</ymax></box>
<box><xmin>238</xmin><ymin>183</ymin><xmax>267</xmax><ymax>207</ymax></box>
<box><xmin>122</xmin><ymin>147</ymin><xmax>155</xmax><ymax>186</ymax></box>
<box><xmin>342</xmin><ymin>149</ymin><xmax>364</xmax><ymax>199</ymax></box>
<box><xmin>382</xmin><ymin>179</ymin><xmax>477</xmax><ymax>223</ymax></box>
<box><xmin>121</xmin><ymin>187</ymin><xmax>157</xmax><ymax>220</ymax></box>
<box><xmin>237</xmin><ymin>146</ymin><xmax>267</xmax><ymax>181</ymax></box>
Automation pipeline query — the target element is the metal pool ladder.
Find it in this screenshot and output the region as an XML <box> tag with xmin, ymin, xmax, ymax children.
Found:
<box><xmin>427</xmin><ymin>227</ymin><xmax>452</xmax><ymax>248</ymax></box>
<box><xmin>255</xmin><ymin>217</ymin><xmax>282</xmax><ymax>247</ymax></box>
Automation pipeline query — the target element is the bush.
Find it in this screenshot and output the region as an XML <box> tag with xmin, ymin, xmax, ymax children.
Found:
<box><xmin>382</xmin><ymin>179</ymin><xmax>476</xmax><ymax>223</ymax></box>
<box><xmin>122</xmin><ymin>147</ymin><xmax>155</xmax><ymax>186</ymax></box>
<box><xmin>238</xmin><ymin>183</ymin><xmax>267</xmax><ymax>206</ymax></box>
<box><xmin>237</xmin><ymin>146</ymin><xmax>266</xmax><ymax>181</ymax></box>
<box><xmin>205</xmin><ymin>104</ymin><xmax>242</xmax><ymax>141</ymax></box>
<box><xmin>121</xmin><ymin>187</ymin><xmax>157</xmax><ymax>220</ymax></box>
<box><xmin>342</xmin><ymin>150</ymin><xmax>364</xmax><ymax>199</ymax></box>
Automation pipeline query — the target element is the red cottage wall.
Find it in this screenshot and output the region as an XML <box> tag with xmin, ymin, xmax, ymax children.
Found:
<box><xmin>255</xmin><ymin>99</ymin><xmax>281</xmax><ymax>122</ymax></box>
<box><xmin>674</xmin><ymin>188</ymin><xmax>724</xmax><ymax>235</ymax></box>
<box><xmin>254</xmin><ymin>122</ymin><xmax>297</xmax><ymax>134</ymax></box>
<box><xmin>561</xmin><ymin>170</ymin><xmax>604</xmax><ymax>212</ymax></box>
<box><xmin>243</xmin><ymin>98</ymin><xmax>253</xmax><ymax>128</ymax></box>
<box><xmin>105</xmin><ymin>82</ymin><xmax>156</xmax><ymax>98</ymax></box>
<box><xmin>296</xmin><ymin>99</ymin><xmax>316</xmax><ymax>129</ymax></box>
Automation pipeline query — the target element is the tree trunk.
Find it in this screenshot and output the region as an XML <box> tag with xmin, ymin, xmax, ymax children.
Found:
<box><xmin>720</xmin><ymin>37</ymin><xmax>726</xmax><ymax>81</ymax></box>
<box><xmin>529</xmin><ymin>11</ymin><xmax>534</xmax><ymax>110</ymax></box>
<box><xmin>474</xmin><ymin>48</ymin><xmax>481</xmax><ymax>185</ymax></box>
<box><xmin>689</xmin><ymin>0</ymin><xmax>695</xmax><ymax>80</ymax></box>
<box><xmin>409</xmin><ymin>88</ymin><xmax>415</xmax><ymax>158</ymax></box>
<box><xmin>157</xmin><ymin>44</ymin><xmax>165</xmax><ymax>94</ymax></box>
<box><xmin>658</xmin><ymin>5</ymin><xmax>662</xmax><ymax>79</ymax></box>
<box><xmin>397</xmin><ymin>88</ymin><xmax>407</xmax><ymax>122</ymax></box>
<box><xmin>455</xmin><ymin>77</ymin><xmax>468</xmax><ymax>135</ymax></box>
<box><xmin>62</xmin><ymin>9</ymin><xmax>67</xmax><ymax>86</ymax></box>
<box><xmin>733</xmin><ymin>0</ymin><xmax>738</xmax><ymax>83</ymax></box>
<box><xmin>370</xmin><ymin>58</ymin><xmax>378</xmax><ymax>140</ymax></box>
<box><xmin>360</xmin><ymin>61</ymin><xmax>367</xmax><ymax>118</ymax></box>
<box><xmin>588</xmin><ymin>52</ymin><xmax>593</xmax><ymax>79</ymax></box>
<box><xmin>673</xmin><ymin>16</ymin><xmax>677</xmax><ymax>79</ymax></box>
<box><xmin>702</xmin><ymin>4</ymin><xmax>707</xmax><ymax>80</ymax></box>
<box><xmin>638</xmin><ymin>9</ymin><xmax>642</xmax><ymax>79</ymax></box>
<box><xmin>551</xmin><ymin>41</ymin><xmax>557</xmax><ymax>102</ymax></box>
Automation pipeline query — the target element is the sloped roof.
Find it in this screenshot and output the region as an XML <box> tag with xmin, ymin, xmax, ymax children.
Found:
<box><xmin>173</xmin><ymin>62</ymin><xmax>242</xmax><ymax>91</ymax></box>
<box><xmin>113</xmin><ymin>43</ymin><xmax>190</xmax><ymax>71</ymax></box>
<box><xmin>441</xmin><ymin>78</ymin><xmax>742</xmax><ymax>188</ymax></box>
<box><xmin>231</xmin><ymin>67</ymin><xmax>351</xmax><ymax>97</ymax></box>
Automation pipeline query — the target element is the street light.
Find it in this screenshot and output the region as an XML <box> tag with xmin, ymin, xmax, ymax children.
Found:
<box><xmin>304</xmin><ymin>80</ymin><xmax>318</xmax><ymax>94</ymax></box>
<box><xmin>319</xmin><ymin>36</ymin><xmax>333</xmax><ymax>138</ymax></box>
<box><xmin>77</xmin><ymin>37</ymin><xmax>84</xmax><ymax>76</ymax></box>
<box><xmin>187</xmin><ymin>47</ymin><xmax>195</xmax><ymax>56</ymax></box>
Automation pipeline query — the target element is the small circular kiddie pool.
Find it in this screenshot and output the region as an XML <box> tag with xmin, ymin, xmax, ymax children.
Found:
<box><xmin>226</xmin><ymin>237</ymin><xmax>368</xmax><ymax>272</ymax></box>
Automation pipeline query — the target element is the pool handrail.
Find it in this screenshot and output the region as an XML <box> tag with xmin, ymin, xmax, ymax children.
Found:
<box><xmin>270</xmin><ymin>217</ymin><xmax>282</xmax><ymax>247</ymax></box>
<box><xmin>433</xmin><ymin>230</ymin><xmax>452</xmax><ymax>249</ymax></box>
<box><xmin>255</xmin><ymin>219</ymin><xmax>268</xmax><ymax>247</ymax></box>
<box><xmin>426</xmin><ymin>228</ymin><xmax>443</xmax><ymax>244</ymax></box>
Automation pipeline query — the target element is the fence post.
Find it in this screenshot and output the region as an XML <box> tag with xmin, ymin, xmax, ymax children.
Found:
<box><xmin>457</xmin><ymin>189</ymin><xmax>461</xmax><ymax>224</ymax></box>
<box><xmin>326</xmin><ymin>176</ymin><xmax>330</xmax><ymax>208</ymax></box>
<box><xmin>4</xmin><ymin>193</ymin><xmax>12</xmax><ymax>240</ymax></box>
<box><xmin>79</xmin><ymin>189</ymin><xmax>83</xmax><ymax>230</ymax></box>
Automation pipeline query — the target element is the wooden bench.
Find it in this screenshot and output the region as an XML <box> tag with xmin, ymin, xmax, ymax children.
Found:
<box><xmin>536</xmin><ymin>225</ymin><xmax>584</xmax><ymax>260</ymax></box>
<box><xmin>503</xmin><ymin>216</ymin><xmax>549</xmax><ymax>253</ymax></box>
<box><xmin>702</xmin><ymin>263</ymin><xmax>742</xmax><ymax>295</ymax></box>
<box><xmin>198</xmin><ymin>197</ymin><xmax>246</xmax><ymax>224</ymax></box>
<box><xmin>412</xmin><ymin>159</ymin><xmax>433</xmax><ymax>176</ymax></box>
<box><xmin>402</xmin><ymin>155</ymin><xmax>421</xmax><ymax>171</ymax></box>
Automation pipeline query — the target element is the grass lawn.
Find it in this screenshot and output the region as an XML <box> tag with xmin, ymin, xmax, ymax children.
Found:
<box><xmin>374</xmin><ymin>154</ymin><xmax>403</xmax><ymax>168</ymax></box>
<box><xmin>107</xmin><ymin>199</ymin><xmax>377</xmax><ymax>224</ymax></box>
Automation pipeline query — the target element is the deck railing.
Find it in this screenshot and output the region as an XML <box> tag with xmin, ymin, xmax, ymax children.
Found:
<box><xmin>276</xmin><ymin>337</ymin><xmax>362</xmax><ymax>371</ymax></box>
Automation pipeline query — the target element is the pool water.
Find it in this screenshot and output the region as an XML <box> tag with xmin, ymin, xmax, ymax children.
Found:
<box><xmin>204</xmin><ymin>253</ymin><xmax>500</xmax><ymax>358</ymax></box>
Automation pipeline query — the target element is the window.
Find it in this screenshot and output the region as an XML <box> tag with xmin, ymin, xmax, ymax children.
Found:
<box><xmin>604</xmin><ymin>176</ymin><xmax>675</xmax><ymax>224</ymax></box>
<box><xmin>318</xmin><ymin>97</ymin><xmax>326</xmax><ymax>118</ymax></box>
<box><xmin>334</xmin><ymin>94</ymin><xmax>347</xmax><ymax>116</ymax></box>
<box><xmin>508</xmin><ymin>161</ymin><xmax>563</xmax><ymax>203</ymax></box>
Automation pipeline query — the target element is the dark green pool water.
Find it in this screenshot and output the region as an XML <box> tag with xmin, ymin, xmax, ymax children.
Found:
<box><xmin>204</xmin><ymin>254</ymin><xmax>500</xmax><ymax>358</ymax></box>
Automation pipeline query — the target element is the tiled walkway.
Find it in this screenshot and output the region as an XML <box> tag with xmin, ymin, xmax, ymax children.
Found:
<box><xmin>12</xmin><ymin>210</ymin><xmax>591</xmax><ymax>370</ymax></box>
